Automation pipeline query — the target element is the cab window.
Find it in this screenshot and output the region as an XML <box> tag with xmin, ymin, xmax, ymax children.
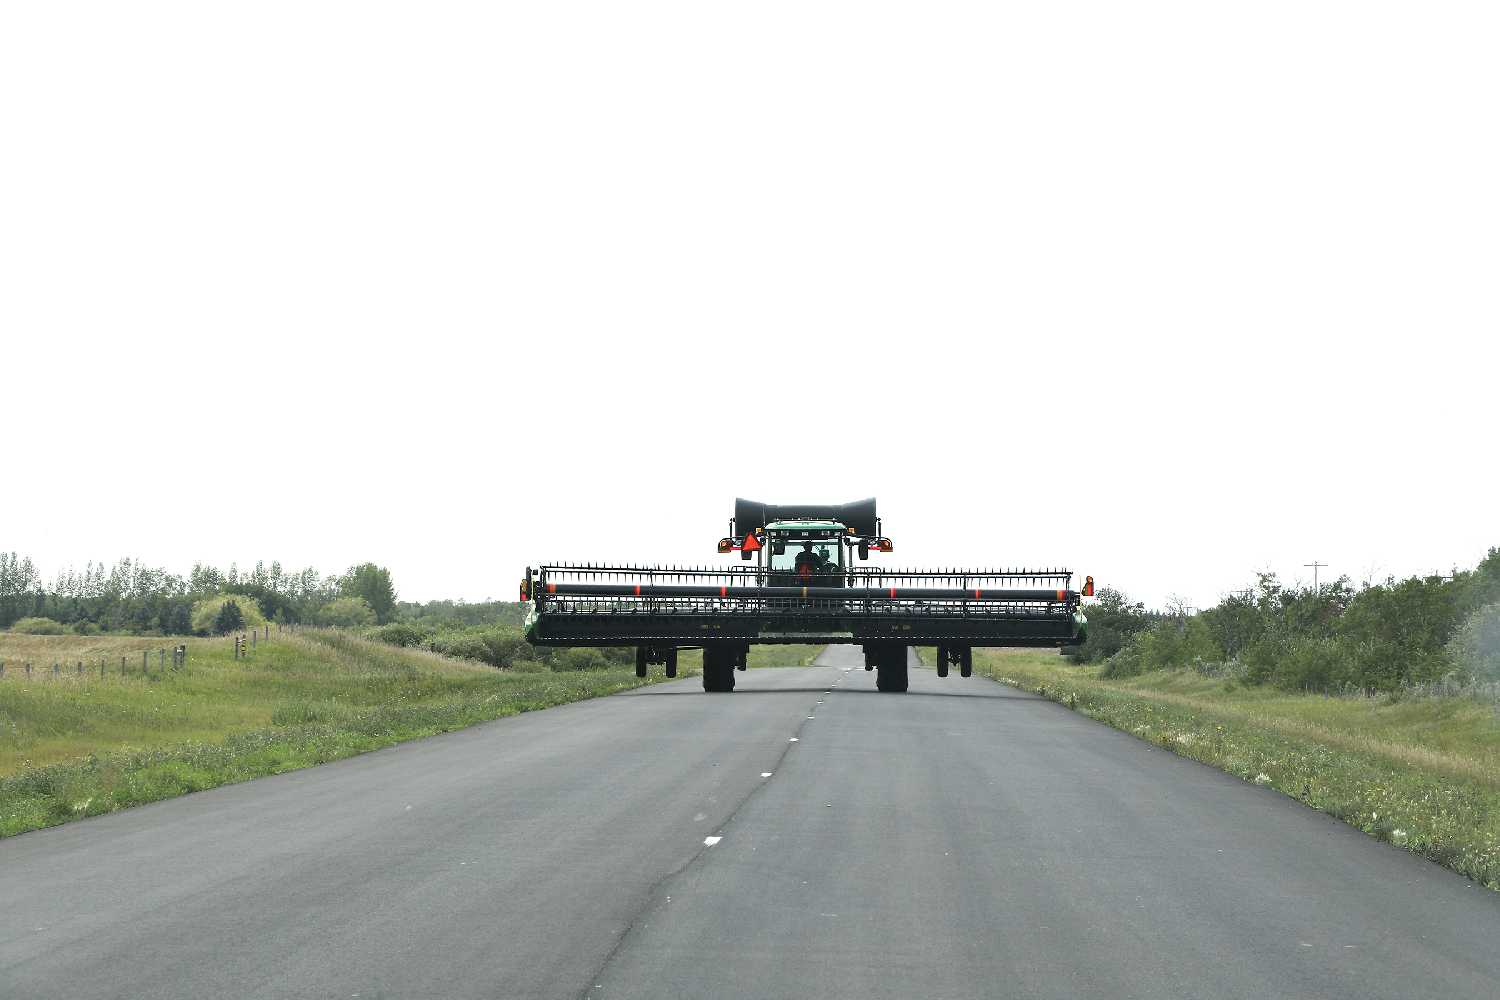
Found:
<box><xmin>769</xmin><ymin>535</ymin><xmax>841</xmax><ymax>574</ymax></box>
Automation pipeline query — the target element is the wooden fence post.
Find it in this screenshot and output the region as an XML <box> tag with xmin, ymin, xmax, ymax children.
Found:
<box><xmin>26</xmin><ymin>663</ymin><xmax>32</xmax><ymax>678</ymax></box>
<box><xmin>120</xmin><ymin>655</ymin><xmax>126</xmax><ymax>675</ymax></box>
<box><xmin>143</xmin><ymin>650</ymin><xmax>149</xmax><ymax>674</ymax></box>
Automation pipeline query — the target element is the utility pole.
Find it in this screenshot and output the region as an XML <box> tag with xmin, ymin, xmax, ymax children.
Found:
<box><xmin>1304</xmin><ymin>561</ymin><xmax>1327</xmax><ymax>595</ymax></box>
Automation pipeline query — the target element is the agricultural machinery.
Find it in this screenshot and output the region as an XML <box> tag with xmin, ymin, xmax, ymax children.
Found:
<box><xmin>522</xmin><ymin>498</ymin><xmax>1090</xmax><ymax>693</ymax></box>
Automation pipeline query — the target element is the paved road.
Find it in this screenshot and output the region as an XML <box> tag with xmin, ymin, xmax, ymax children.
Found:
<box><xmin>2</xmin><ymin>647</ymin><xmax>1497</xmax><ymax>999</ymax></box>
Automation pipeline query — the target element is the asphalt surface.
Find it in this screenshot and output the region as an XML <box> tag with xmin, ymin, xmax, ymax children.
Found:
<box><xmin>2</xmin><ymin>646</ymin><xmax>1498</xmax><ymax>1000</ymax></box>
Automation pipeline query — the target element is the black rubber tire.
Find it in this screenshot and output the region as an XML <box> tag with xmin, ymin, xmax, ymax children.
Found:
<box><xmin>664</xmin><ymin>648</ymin><xmax>678</xmax><ymax>679</ymax></box>
<box><xmin>874</xmin><ymin>645</ymin><xmax>908</xmax><ymax>693</ymax></box>
<box><xmin>635</xmin><ymin>648</ymin><xmax>648</xmax><ymax>679</ymax></box>
<box><xmin>959</xmin><ymin>647</ymin><xmax>973</xmax><ymax>678</ymax></box>
<box><xmin>703</xmin><ymin>647</ymin><xmax>735</xmax><ymax>692</ymax></box>
<box><xmin>936</xmin><ymin>646</ymin><xmax>949</xmax><ymax>678</ymax></box>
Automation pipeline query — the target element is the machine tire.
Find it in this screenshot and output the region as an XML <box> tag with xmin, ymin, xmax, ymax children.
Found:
<box><xmin>935</xmin><ymin>645</ymin><xmax>949</xmax><ymax>678</ymax></box>
<box><xmin>635</xmin><ymin>647</ymin><xmax>648</xmax><ymax>678</ymax></box>
<box><xmin>703</xmin><ymin>647</ymin><xmax>735</xmax><ymax>692</ymax></box>
<box><xmin>874</xmin><ymin>644</ymin><xmax>908</xmax><ymax>693</ymax></box>
<box><xmin>664</xmin><ymin>648</ymin><xmax>678</xmax><ymax>679</ymax></box>
<box><xmin>959</xmin><ymin>647</ymin><xmax>973</xmax><ymax>678</ymax></box>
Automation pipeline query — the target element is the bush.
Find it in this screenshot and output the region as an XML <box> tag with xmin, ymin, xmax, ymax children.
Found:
<box><xmin>1448</xmin><ymin>602</ymin><xmax>1500</xmax><ymax>682</ymax></box>
<box><xmin>1066</xmin><ymin>588</ymin><xmax>1151</xmax><ymax>665</ymax></box>
<box><xmin>191</xmin><ymin>595</ymin><xmax>267</xmax><ymax>634</ymax></box>
<box><xmin>10</xmin><ymin>616</ymin><xmax>65</xmax><ymax>635</ymax></box>
<box><xmin>1098</xmin><ymin>561</ymin><xmax>1496</xmax><ymax>694</ymax></box>
<box><xmin>315</xmin><ymin>596</ymin><xmax>376</xmax><ymax>628</ymax></box>
<box><xmin>1133</xmin><ymin>617</ymin><xmax>1223</xmax><ymax>673</ymax></box>
<box><xmin>477</xmin><ymin>631</ymin><xmax>530</xmax><ymax>669</ymax></box>
<box><xmin>550</xmin><ymin>648</ymin><xmax>610</xmax><ymax>671</ymax></box>
<box><xmin>1101</xmin><ymin>643</ymin><xmax>1145</xmax><ymax>679</ymax></box>
<box><xmin>367</xmin><ymin>621</ymin><xmax>432</xmax><ymax>648</ymax></box>
<box><xmin>428</xmin><ymin>633</ymin><xmax>493</xmax><ymax>663</ymax></box>
<box><xmin>72</xmin><ymin>621</ymin><xmax>101</xmax><ymax>636</ymax></box>
<box><xmin>420</xmin><ymin>626</ymin><xmax>535</xmax><ymax>669</ymax></box>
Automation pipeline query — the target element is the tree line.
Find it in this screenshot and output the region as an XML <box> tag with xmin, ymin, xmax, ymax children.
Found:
<box><xmin>0</xmin><ymin>554</ymin><xmax>397</xmax><ymax>635</ymax></box>
<box><xmin>1069</xmin><ymin>547</ymin><xmax>1500</xmax><ymax>692</ymax></box>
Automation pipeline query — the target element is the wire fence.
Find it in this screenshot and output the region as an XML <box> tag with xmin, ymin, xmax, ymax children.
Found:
<box><xmin>0</xmin><ymin>623</ymin><xmax>308</xmax><ymax>683</ymax></box>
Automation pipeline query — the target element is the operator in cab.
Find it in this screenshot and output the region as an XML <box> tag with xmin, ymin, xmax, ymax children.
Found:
<box><xmin>794</xmin><ymin>541</ymin><xmax>837</xmax><ymax>581</ymax></box>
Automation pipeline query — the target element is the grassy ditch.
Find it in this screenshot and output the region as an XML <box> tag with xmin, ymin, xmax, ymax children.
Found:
<box><xmin>0</xmin><ymin>630</ymin><xmax>720</xmax><ymax>838</ymax></box>
<box><xmin>938</xmin><ymin>648</ymin><xmax>1500</xmax><ymax>890</ymax></box>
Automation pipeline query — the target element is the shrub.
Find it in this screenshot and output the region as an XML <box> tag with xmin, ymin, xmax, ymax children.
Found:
<box><xmin>477</xmin><ymin>631</ymin><xmax>530</xmax><ymax>669</ymax></box>
<box><xmin>10</xmin><ymin>616</ymin><xmax>65</xmax><ymax>635</ymax></box>
<box><xmin>191</xmin><ymin>595</ymin><xmax>267</xmax><ymax>634</ymax></box>
<box><xmin>1066</xmin><ymin>588</ymin><xmax>1151</xmax><ymax>665</ymax></box>
<box><xmin>421</xmin><ymin>626</ymin><xmax>535</xmax><ymax>669</ymax></box>
<box><xmin>1447</xmin><ymin>602</ymin><xmax>1500</xmax><ymax>682</ymax></box>
<box><xmin>550</xmin><ymin>648</ymin><xmax>610</xmax><ymax>671</ymax></box>
<box><xmin>1138</xmin><ymin>617</ymin><xmax>1223</xmax><ymax>672</ymax></box>
<box><xmin>315</xmin><ymin>596</ymin><xmax>376</xmax><ymax>628</ymax></box>
<box><xmin>1101</xmin><ymin>643</ymin><xmax>1145</xmax><ymax>678</ymax></box>
<box><xmin>427</xmin><ymin>632</ymin><xmax>494</xmax><ymax>663</ymax></box>
<box><xmin>367</xmin><ymin>621</ymin><xmax>432</xmax><ymax>648</ymax></box>
<box><xmin>1101</xmin><ymin>615</ymin><xmax>1222</xmax><ymax>678</ymax></box>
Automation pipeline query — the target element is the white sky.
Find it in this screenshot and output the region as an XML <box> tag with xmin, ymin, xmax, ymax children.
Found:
<box><xmin>2</xmin><ymin>2</ymin><xmax>1496</xmax><ymax>610</ymax></box>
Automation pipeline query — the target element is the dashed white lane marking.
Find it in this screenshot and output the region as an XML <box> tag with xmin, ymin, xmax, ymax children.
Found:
<box><xmin>761</xmin><ymin>772</ymin><xmax>773</xmax><ymax>778</ymax></box>
<box><xmin>788</xmin><ymin>737</ymin><xmax>799</xmax><ymax>742</ymax></box>
<box><xmin>704</xmin><ymin>836</ymin><xmax>722</xmax><ymax>846</ymax></box>
<box><xmin>808</xmin><ymin>716</ymin><xmax>816</xmax><ymax>719</ymax></box>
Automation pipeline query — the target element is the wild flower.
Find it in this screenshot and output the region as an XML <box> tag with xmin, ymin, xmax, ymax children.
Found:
<box><xmin>1254</xmin><ymin>773</ymin><xmax>1272</xmax><ymax>785</ymax></box>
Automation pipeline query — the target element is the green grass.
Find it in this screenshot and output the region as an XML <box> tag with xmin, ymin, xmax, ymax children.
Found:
<box><xmin>0</xmin><ymin>630</ymin><xmax>722</xmax><ymax>838</ymax></box>
<box><xmin>939</xmin><ymin>647</ymin><xmax>1500</xmax><ymax>890</ymax></box>
<box><xmin>674</xmin><ymin>645</ymin><xmax>824</xmax><ymax>671</ymax></box>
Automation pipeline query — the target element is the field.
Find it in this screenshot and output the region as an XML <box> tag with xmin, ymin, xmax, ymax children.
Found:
<box><xmin>940</xmin><ymin>648</ymin><xmax>1500</xmax><ymax>889</ymax></box>
<box><xmin>0</xmin><ymin>631</ymin><xmax>820</xmax><ymax>838</ymax></box>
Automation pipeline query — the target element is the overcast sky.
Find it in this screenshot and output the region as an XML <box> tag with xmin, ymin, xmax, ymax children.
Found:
<box><xmin>2</xmin><ymin>2</ymin><xmax>1496</xmax><ymax>610</ymax></box>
